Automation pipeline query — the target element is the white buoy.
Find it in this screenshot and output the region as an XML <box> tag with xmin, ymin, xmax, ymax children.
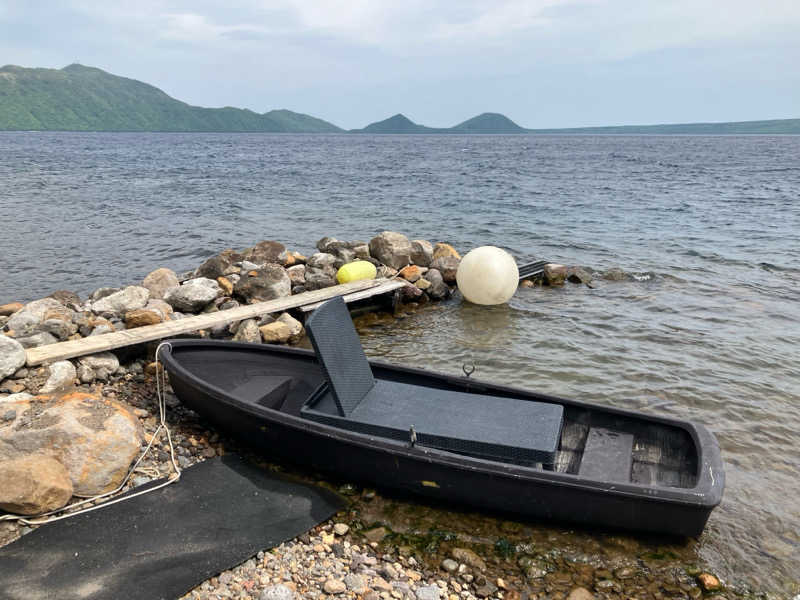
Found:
<box><xmin>456</xmin><ymin>246</ymin><xmax>519</xmax><ymax>305</ymax></box>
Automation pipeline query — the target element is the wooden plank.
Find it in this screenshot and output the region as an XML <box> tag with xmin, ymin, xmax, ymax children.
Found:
<box><xmin>299</xmin><ymin>279</ymin><xmax>407</xmax><ymax>312</ymax></box>
<box><xmin>25</xmin><ymin>279</ymin><xmax>386</xmax><ymax>366</ymax></box>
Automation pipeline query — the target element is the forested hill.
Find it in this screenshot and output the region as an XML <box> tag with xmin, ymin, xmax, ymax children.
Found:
<box><xmin>0</xmin><ymin>64</ymin><xmax>342</xmax><ymax>132</ymax></box>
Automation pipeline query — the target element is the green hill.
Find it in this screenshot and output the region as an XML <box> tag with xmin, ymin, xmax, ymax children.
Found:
<box><xmin>353</xmin><ymin>113</ymin><xmax>441</xmax><ymax>134</ymax></box>
<box><xmin>351</xmin><ymin>112</ymin><xmax>525</xmax><ymax>134</ymax></box>
<box><xmin>0</xmin><ymin>64</ymin><xmax>341</xmax><ymax>132</ymax></box>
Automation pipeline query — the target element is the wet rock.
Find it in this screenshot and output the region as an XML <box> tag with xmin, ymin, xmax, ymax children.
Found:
<box><xmin>432</xmin><ymin>243</ymin><xmax>461</xmax><ymax>260</ymax></box>
<box><xmin>7</xmin><ymin>298</ymin><xmax>71</xmax><ymax>334</ymax></box>
<box><xmin>451</xmin><ymin>548</ymin><xmax>486</xmax><ymax>571</ymax></box>
<box><xmin>234</xmin><ymin>265</ymin><xmax>291</xmax><ymax>303</ymax></box>
<box><xmin>519</xmin><ymin>279</ymin><xmax>534</xmax><ymax>288</ymax></box>
<box><xmin>165</xmin><ymin>278</ymin><xmax>221</xmax><ymax>312</ymax></box>
<box><xmin>0</xmin><ymin>390</ymin><xmax>143</xmax><ymax>495</ymax></box>
<box><xmin>244</xmin><ymin>240</ymin><xmax>286</xmax><ymax>265</ymax></box>
<box><xmin>567</xmin><ymin>267</ymin><xmax>593</xmax><ymax>285</ymax></box>
<box><xmin>259</xmin><ymin>584</ymin><xmax>297</xmax><ymax>600</ymax></box>
<box><xmin>369</xmin><ymin>231</ymin><xmax>412</xmax><ymax>270</ymax></box>
<box><xmin>0</xmin><ymin>454</ymin><xmax>73</xmax><ymax>515</ymax></box>
<box><xmin>232</xmin><ymin>319</ymin><xmax>261</xmax><ymax>343</ymax></box>
<box><xmin>15</xmin><ymin>332</ymin><xmax>59</xmax><ymax>349</ymax></box>
<box><xmin>286</xmin><ymin>265</ymin><xmax>306</xmax><ymax>285</ymax></box>
<box><xmin>696</xmin><ymin>573</ymin><xmax>721</xmax><ymax>592</ymax></box>
<box><xmin>277</xmin><ymin>313</ymin><xmax>304</xmax><ymax>344</ymax></box>
<box><xmin>40</xmin><ymin>361</ymin><xmax>77</xmax><ymax>393</ymax></box>
<box><xmin>0</xmin><ymin>336</ymin><xmax>26</xmax><ymax>380</ymax></box>
<box><xmin>566</xmin><ymin>587</ymin><xmax>594</xmax><ymax>600</ymax></box>
<box><xmin>92</xmin><ymin>286</ymin><xmax>150</xmax><ymax>316</ymax></box>
<box><xmin>430</xmin><ymin>256</ymin><xmax>460</xmax><ymax>284</ymax></box>
<box><xmin>259</xmin><ymin>322</ymin><xmax>292</xmax><ymax>344</ymax></box>
<box><xmin>323</xmin><ymin>579</ymin><xmax>346</xmax><ymax>594</ymax></box>
<box><xmin>399</xmin><ymin>265</ymin><xmax>425</xmax><ymax>282</ymax></box>
<box><xmin>543</xmin><ymin>264</ymin><xmax>567</xmax><ymax>286</ymax></box>
<box><xmin>363</xmin><ymin>526</ymin><xmax>389</xmax><ymax>543</ymax></box>
<box><xmin>78</xmin><ymin>352</ymin><xmax>120</xmax><ymax>381</ymax></box>
<box><xmin>425</xmin><ymin>269</ymin><xmax>450</xmax><ymax>300</ymax></box>
<box><xmin>124</xmin><ymin>309</ymin><xmax>163</xmax><ymax>328</ymax></box>
<box><xmin>410</xmin><ymin>240</ymin><xmax>434</xmax><ymax>267</ymax></box>
<box><xmin>142</xmin><ymin>267</ymin><xmax>180</xmax><ymax>299</ymax></box>
<box><xmin>0</xmin><ymin>302</ymin><xmax>24</xmax><ymax>317</ymax></box>
<box><xmin>399</xmin><ymin>283</ymin><xmax>424</xmax><ymax>302</ymax></box>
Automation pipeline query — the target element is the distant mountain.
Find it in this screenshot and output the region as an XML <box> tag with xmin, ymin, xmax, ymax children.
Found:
<box><xmin>0</xmin><ymin>64</ymin><xmax>341</xmax><ymax>132</ymax></box>
<box><xmin>351</xmin><ymin>112</ymin><xmax>526</xmax><ymax>134</ymax></box>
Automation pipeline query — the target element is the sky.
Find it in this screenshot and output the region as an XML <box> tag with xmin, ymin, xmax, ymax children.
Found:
<box><xmin>1</xmin><ymin>0</ymin><xmax>799</xmax><ymax>129</ymax></box>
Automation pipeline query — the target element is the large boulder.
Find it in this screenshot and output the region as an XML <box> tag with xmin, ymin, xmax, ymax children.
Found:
<box><xmin>277</xmin><ymin>313</ymin><xmax>305</xmax><ymax>344</ymax></box>
<box><xmin>0</xmin><ymin>454</ymin><xmax>73</xmax><ymax>515</ymax></box>
<box><xmin>369</xmin><ymin>232</ymin><xmax>412</xmax><ymax>270</ymax></box>
<box><xmin>243</xmin><ymin>241</ymin><xmax>286</xmax><ymax>266</ymax></box>
<box><xmin>39</xmin><ymin>318</ymin><xmax>78</xmax><ymax>341</ymax></box>
<box><xmin>164</xmin><ymin>278</ymin><xmax>221</xmax><ymax>313</ymax></box>
<box><xmin>306</xmin><ymin>253</ymin><xmax>337</xmax><ymax>270</ymax></box>
<box><xmin>14</xmin><ymin>331</ymin><xmax>59</xmax><ymax>349</ymax></box>
<box><xmin>195</xmin><ymin>249</ymin><xmax>244</xmax><ymax>280</ymax></box>
<box><xmin>142</xmin><ymin>267</ymin><xmax>179</xmax><ymax>299</ymax></box>
<box><xmin>48</xmin><ymin>290</ymin><xmax>82</xmax><ymax>310</ymax></box>
<box><xmin>286</xmin><ymin>265</ymin><xmax>306</xmax><ymax>285</ymax></box>
<box><xmin>425</xmin><ymin>269</ymin><xmax>450</xmax><ymax>300</ymax></box>
<box><xmin>234</xmin><ymin>265</ymin><xmax>291</xmax><ymax>303</ymax></box>
<box><xmin>92</xmin><ymin>286</ymin><xmax>150</xmax><ymax>316</ymax></box>
<box><xmin>39</xmin><ymin>361</ymin><xmax>77</xmax><ymax>393</ymax></box>
<box><xmin>6</xmin><ymin>298</ymin><xmax>71</xmax><ymax>335</ymax></box>
<box><xmin>543</xmin><ymin>263</ymin><xmax>567</xmax><ymax>285</ymax></box>
<box><xmin>0</xmin><ymin>336</ymin><xmax>26</xmax><ymax>380</ymax></box>
<box><xmin>0</xmin><ymin>302</ymin><xmax>24</xmax><ymax>317</ymax></box>
<box><xmin>433</xmin><ymin>243</ymin><xmax>461</xmax><ymax>260</ymax></box>
<box><xmin>304</xmin><ymin>267</ymin><xmax>337</xmax><ymax>291</ymax></box>
<box><xmin>0</xmin><ymin>391</ymin><xmax>143</xmax><ymax>496</ymax></box>
<box><xmin>124</xmin><ymin>308</ymin><xmax>164</xmax><ymax>328</ymax></box>
<box><xmin>410</xmin><ymin>240</ymin><xmax>434</xmax><ymax>267</ymax></box>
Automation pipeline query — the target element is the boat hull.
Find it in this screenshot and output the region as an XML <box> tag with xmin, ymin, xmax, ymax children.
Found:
<box><xmin>161</xmin><ymin>340</ymin><xmax>724</xmax><ymax>537</ymax></box>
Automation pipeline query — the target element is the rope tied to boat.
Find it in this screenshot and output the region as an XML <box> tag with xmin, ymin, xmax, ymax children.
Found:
<box><xmin>0</xmin><ymin>342</ymin><xmax>181</xmax><ymax>526</ymax></box>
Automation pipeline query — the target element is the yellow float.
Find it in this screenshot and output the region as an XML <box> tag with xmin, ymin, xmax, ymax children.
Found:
<box><xmin>336</xmin><ymin>260</ymin><xmax>377</xmax><ymax>284</ymax></box>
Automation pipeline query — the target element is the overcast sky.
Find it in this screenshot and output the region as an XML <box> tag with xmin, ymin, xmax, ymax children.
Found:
<box><xmin>1</xmin><ymin>0</ymin><xmax>799</xmax><ymax>129</ymax></box>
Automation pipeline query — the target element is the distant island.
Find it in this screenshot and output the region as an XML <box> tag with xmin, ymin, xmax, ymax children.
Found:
<box><xmin>1</xmin><ymin>63</ymin><xmax>799</xmax><ymax>134</ymax></box>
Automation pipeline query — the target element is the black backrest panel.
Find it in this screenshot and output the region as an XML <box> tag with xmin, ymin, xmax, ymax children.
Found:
<box><xmin>305</xmin><ymin>297</ymin><xmax>376</xmax><ymax>416</ymax></box>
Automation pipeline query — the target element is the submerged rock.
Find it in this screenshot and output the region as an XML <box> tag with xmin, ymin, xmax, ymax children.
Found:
<box><xmin>369</xmin><ymin>231</ymin><xmax>412</xmax><ymax>270</ymax></box>
<box><xmin>567</xmin><ymin>266</ymin><xmax>593</xmax><ymax>285</ymax></box>
<box><xmin>543</xmin><ymin>263</ymin><xmax>567</xmax><ymax>285</ymax></box>
<box><xmin>0</xmin><ymin>454</ymin><xmax>73</xmax><ymax>515</ymax></box>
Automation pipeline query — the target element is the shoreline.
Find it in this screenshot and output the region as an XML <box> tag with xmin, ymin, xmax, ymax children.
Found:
<box><xmin>0</xmin><ymin>233</ymin><xmax>742</xmax><ymax>599</ymax></box>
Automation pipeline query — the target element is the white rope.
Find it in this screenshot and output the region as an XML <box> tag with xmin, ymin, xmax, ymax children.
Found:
<box><xmin>0</xmin><ymin>342</ymin><xmax>182</xmax><ymax>526</ymax></box>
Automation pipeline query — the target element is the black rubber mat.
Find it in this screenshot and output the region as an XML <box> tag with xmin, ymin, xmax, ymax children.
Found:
<box><xmin>0</xmin><ymin>454</ymin><xmax>343</xmax><ymax>600</ymax></box>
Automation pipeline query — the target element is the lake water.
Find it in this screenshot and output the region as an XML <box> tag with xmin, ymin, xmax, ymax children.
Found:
<box><xmin>1</xmin><ymin>132</ymin><xmax>798</xmax><ymax>595</ymax></box>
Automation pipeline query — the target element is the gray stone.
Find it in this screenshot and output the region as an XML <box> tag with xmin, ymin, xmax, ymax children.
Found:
<box><xmin>543</xmin><ymin>263</ymin><xmax>567</xmax><ymax>285</ymax></box>
<box><xmin>40</xmin><ymin>361</ymin><xmax>77</xmax><ymax>393</ymax></box>
<box><xmin>415</xmin><ymin>585</ymin><xmax>442</xmax><ymax>600</ymax></box>
<box><xmin>451</xmin><ymin>547</ymin><xmax>486</xmax><ymax>571</ymax></box>
<box><xmin>602</xmin><ymin>267</ymin><xmax>628</xmax><ymax>281</ymax></box>
<box><xmin>351</xmin><ymin>242</ymin><xmax>370</xmax><ymax>260</ymax></box>
<box><xmin>306</xmin><ymin>252</ymin><xmax>337</xmax><ymax>269</ymax></box>
<box><xmin>40</xmin><ymin>318</ymin><xmax>77</xmax><ymax>341</ymax></box>
<box><xmin>15</xmin><ymin>332</ymin><xmax>59</xmax><ymax>349</ymax></box>
<box><xmin>77</xmin><ymin>364</ymin><xmax>95</xmax><ymax>383</ymax></box>
<box><xmin>303</xmin><ymin>267</ymin><xmax>337</xmax><ymax>291</ymax></box>
<box><xmin>92</xmin><ymin>286</ymin><xmax>150</xmax><ymax>316</ymax></box>
<box><xmin>195</xmin><ymin>250</ymin><xmax>243</xmax><ymax>280</ymax></box>
<box><xmin>142</xmin><ymin>267</ymin><xmax>180</xmax><ymax>299</ymax></box>
<box><xmin>276</xmin><ymin>313</ymin><xmax>304</xmax><ymax>344</ymax></box>
<box><xmin>425</xmin><ymin>269</ymin><xmax>450</xmax><ymax>300</ymax></box>
<box><xmin>232</xmin><ymin>319</ymin><xmax>261</xmax><ymax>343</ymax></box>
<box><xmin>286</xmin><ymin>265</ymin><xmax>306</xmax><ymax>285</ymax></box>
<box><xmin>344</xmin><ymin>574</ymin><xmax>368</xmax><ymax>594</ymax></box>
<box><xmin>333</xmin><ymin>522</ymin><xmax>350</xmax><ymax>536</ymax></box>
<box><xmin>259</xmin><ymin>584</ymin><xmax>297</xmax><ymax>600</ymax></box>
<box><xmin>78</xmin><ymin>352</ymin><xmax>119</xmax><ymax>381</ymax></box>
<box><xmin>369</xmin><ymin>231</ymin><xmax>412</xmax><ymax>270</ymax></box>
<box><xmin>410</xmin><ymin>240</ymin><xmax>434</xmax><ymax>267</ymax></box>
<box><xmin>241</xmin><ymin>260</ymin><xmax>261</xmax><ymax>271</ymax></box>
<box><xmin>316</xmin><ymin>236</ymin><xmax>339</xmax><ymax>252</ymax></box>
<box><xmin>165</xmin><ymin>278</ymin><xmax>221</xmax><ymax>313</ymax></box>
<box><xmin>0</xmin><ymin>392</ymin><xmax>33</xmax><ymax>404</ymax></box>
<box><xmin>323</xmin><ymin>579</ymin><xmax>346</xmax><ymax>595</ymax></box>
<box><xmin>0</xmin><ymin>336</ymin><xmax>26</xmax><ymax>380</ymax></box>
<box><xmin>234</xmin><ymin>265</ymin><xmax>291</xmax><ymax>304</ymax></box>
<box><xmin>567</xmin><ymin>266</ymin><xmax>593</xmax><ymax>285</ymax></box>
<box><xmin>244</xmin><ymin>240</ymin><xmax>286</xmax><ymax>265</ymax></box>
<box><xmin>7</xmin><ymin>298</ymin><xmax>71</xmax><ymax>333</ymax></box>
<box><xmin>90</xmin><ymin>287</ymin><xmax>119</xmax><ymax>302</ymax></box>
<box><xmin>440</xmin><ymin>559</ymin><xmax>458</xmax><ymax>573</ymax></box>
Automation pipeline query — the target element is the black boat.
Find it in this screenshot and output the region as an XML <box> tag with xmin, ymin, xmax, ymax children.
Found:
<box><xmin>160</xmin><ymin>297</ymin><xmax>724</xmax><ymax>536</ymax></box>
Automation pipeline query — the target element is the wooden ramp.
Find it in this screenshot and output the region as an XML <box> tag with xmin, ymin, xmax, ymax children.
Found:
<box><xmin>25</xmin><ymin>279</ymin><xmax>404</xmax><ymax>367</ymax></box>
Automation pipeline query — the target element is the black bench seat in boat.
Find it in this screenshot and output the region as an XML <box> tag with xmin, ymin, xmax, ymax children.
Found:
<box><xmin>299</xmin><ymin>297</ymin><xmax>564</xmax><ymax>465</ymax></box>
